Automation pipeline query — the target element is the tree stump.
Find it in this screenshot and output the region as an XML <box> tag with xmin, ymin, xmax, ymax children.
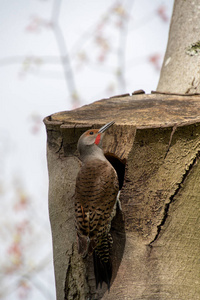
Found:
<box><xmin>44</xmin><ymin>92</ymin><xmax>200</xmax><ymax>300</ymax></box>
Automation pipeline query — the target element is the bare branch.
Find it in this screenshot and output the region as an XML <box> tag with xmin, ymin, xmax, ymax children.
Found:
<box><xmin>51</xmin><ymin>0</ymin><xmax>79</xmax><ymax>106</ymax></box>
<box><xmin>117</xmin><ymin>0</ymin><xmax>135</xmax><ymax>91</ymax></box>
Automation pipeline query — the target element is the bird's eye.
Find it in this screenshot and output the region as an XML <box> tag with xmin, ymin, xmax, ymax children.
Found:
<box><xmin>89</xmin><ymin>131</ymin><xmax>94</xmax><ymax>135</ymax></box>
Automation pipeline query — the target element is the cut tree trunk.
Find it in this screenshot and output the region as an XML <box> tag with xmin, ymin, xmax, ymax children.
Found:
<box><xmin>44</xmin><ymin>92</ymin><xmax>200</xmax><ymax>300</ymax></box>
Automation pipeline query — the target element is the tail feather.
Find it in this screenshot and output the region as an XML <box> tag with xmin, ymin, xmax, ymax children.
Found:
<box><xmin>93</xmin><ymin>251</ymin><xmax>112</xmax><ymax>290</ymax></box>
<box><xmin>93</xmin><ymin>233</ymin><xmax>112</xmax><ymax>290</ymax></box>
<box><xmin>78</xmin><ymin>232</ymin><xmax>113</xmax><ymax>290</ymax></box>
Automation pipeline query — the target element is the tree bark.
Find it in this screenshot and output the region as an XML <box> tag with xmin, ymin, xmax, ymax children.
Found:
<box><xmin>44</xmin><ymin>93</ymin><xmax>200</xmax><ymax>300</ymax></box>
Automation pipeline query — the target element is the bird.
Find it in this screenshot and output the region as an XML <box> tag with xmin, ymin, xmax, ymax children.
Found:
<box><xmin>74</xmin><ymin>121</ymin><xmax>119</xmax><ymax>290</ymax></box>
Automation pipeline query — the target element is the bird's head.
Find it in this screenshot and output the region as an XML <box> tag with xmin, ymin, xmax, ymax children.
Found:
<box><xmin>77</xmin><ymin>121</ymin><xmax>114</xmax><ymax>160</ymax></box>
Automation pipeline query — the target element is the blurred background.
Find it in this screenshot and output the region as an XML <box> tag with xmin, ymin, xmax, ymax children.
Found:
<box><xmin>0</xmin><ymin>0</ymin><xmax>173</xmax><ymax>299</ymax></box>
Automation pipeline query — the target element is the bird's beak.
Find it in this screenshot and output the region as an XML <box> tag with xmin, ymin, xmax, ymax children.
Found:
<box><xmin>98</xmin><ymin>121</ymin><xmax>115</xmax><ymax>133</ymax></box>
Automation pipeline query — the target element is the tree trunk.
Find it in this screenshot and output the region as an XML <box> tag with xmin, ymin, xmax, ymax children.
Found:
<box><xmin>44</xmin><ymin>1</ymin><xmax>200</xmax><ymax>299</ymax></box>
<box><xmin>157</xmin><ymin>0</ymin><xmax>200</xmax><ymax>94</ymax></box>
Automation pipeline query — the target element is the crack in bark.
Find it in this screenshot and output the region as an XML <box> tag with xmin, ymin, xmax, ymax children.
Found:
<box><xmin>150</xmin><ymin>150</ymin><xmax>200</xmax><ymax>246</ymax></box>
<box><xmin>55</xmin><ymin>138</ymin><xmax>63</xmax><ymax>154</ymax></box>
<box><xmin>64</xmin><ymin>244</ymin><xmax>81</xmax><ymax>300</ymax></box>
<box><xmin>64</xmin><ymin>254</ymin><xmax>72</xmax><ymax>299</ymax></box>
<box><xmin>164</xmin><ymin>124</ymin><xmax>177</xmax><ymax>159</ymax></box>
<box><xmin>185</xmin><ymin>77</ymin><xmax>200</xmax><ymax>94</ymax></box>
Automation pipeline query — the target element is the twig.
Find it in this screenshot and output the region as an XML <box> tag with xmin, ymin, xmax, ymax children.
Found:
<box><xmin>117</xmin><ymin>0</ymin><xmax>135</xmax><ymax>92</ymax></box>
<box><xmin>51</xmin><ymin>0</ymin><xmax>79</xmax><ymax>106</ymax></box>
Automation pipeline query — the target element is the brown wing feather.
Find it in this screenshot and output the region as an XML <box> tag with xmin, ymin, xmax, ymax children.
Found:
<box><xmin>75</xmin><ymin>159</ymin><xmax>118</xmax><ymax>255</ymax></box>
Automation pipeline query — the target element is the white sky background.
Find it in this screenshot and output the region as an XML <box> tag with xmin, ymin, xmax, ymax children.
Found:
<box><xmin>0</xmin><ymin>0</ymin><xmax>174</xmax><ymax>299</ymax></box>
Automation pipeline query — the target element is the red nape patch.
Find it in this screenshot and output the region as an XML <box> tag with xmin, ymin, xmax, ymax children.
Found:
<box><xmin>95</xmin><ymin>134</ymin><xmax>101</xmax><ymax>145</ymax></box>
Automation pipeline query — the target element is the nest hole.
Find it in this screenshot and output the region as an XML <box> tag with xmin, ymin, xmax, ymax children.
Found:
<box><xmin>104</xmin><ymin>153</ymin><xmax>126</xmax><ymax>190</ymax></box>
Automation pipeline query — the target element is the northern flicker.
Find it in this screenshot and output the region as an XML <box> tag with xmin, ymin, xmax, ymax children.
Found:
<box><xmin>74</xmin><ymin>121</ymin><xmax>119</xmax><ymax>290</ymax></box>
